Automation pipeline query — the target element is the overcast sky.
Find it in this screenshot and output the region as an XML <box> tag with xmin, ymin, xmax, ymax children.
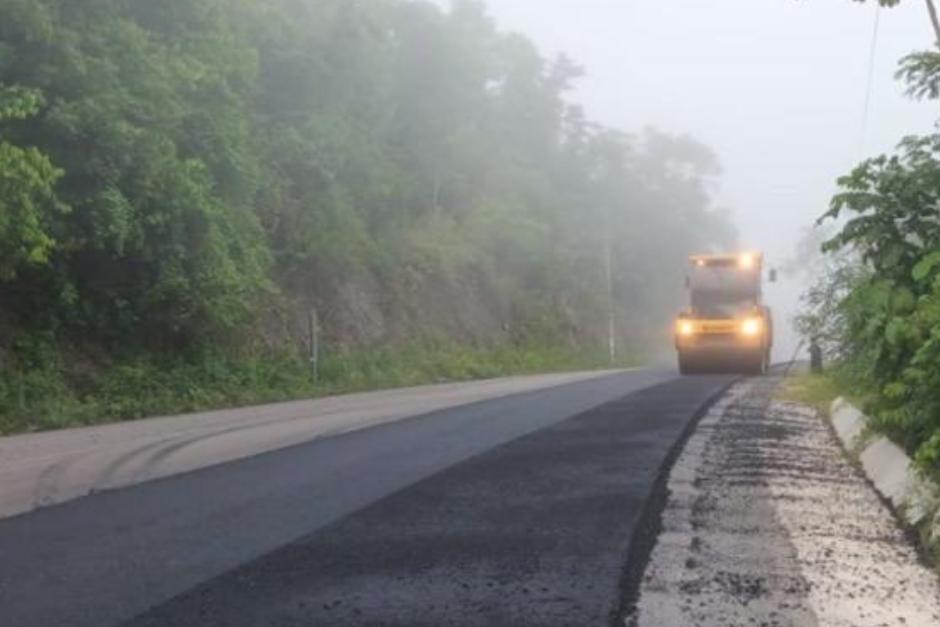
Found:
<box><xmin>477</xmin><ymin>0</ymin><xmax>937</xmax><ymax>358</ymax></box>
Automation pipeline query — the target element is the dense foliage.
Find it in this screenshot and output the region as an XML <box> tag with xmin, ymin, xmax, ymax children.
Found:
<box><xmin>808</xmin><ymin>15</ymin><xmax>940</xmax><ymax>473</ymax></box>
<box><xmin>0</xmin><ymin>85</ymin><xmax>63</xmax><ymax>281</ymax></box>
<box><xmin>0</xmin><ymin>0</ymin><xmax>732</xmax><ymax>431</ymax></box>
<box><xmin>817</xmin><ymin>135</ymin><xmax>940</xmax><ymax>472</ymax></box>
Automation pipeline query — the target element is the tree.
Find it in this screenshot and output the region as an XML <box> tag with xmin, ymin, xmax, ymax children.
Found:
<box><xmin>849</xmin><ymin>0</ymin><xmax>940</xmax><ymax>43</ymax></box>
<box><xmin>814</xmin><ymin>0</ymin><xmax>940</xmax><ymax>471</ymax></box>
<box><xmin>0</xmin><ymin>85</ymin><xmax>63</xmax><ymax>280</ymax></box>
<box><xmin>0</xmin><ymin>0</ymin><xmax>734</xmax><ymax>357</ymax></box>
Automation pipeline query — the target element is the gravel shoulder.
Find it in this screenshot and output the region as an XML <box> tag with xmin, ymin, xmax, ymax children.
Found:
<box><xmin>630</xmin><ymin>377</ymin><xmax>940</xmax><ymax>627</ymax></box>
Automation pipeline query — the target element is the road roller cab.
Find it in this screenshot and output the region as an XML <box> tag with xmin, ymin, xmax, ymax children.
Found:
<box><xmin>675</xmin><ymin>252</ymin><xmax>774</xmax><ymax>375</ymax></box>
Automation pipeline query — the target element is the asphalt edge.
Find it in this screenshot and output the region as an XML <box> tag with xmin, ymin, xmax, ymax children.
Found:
<box><xmin>830</xmin><ymin>397</ymin><xmax>940</xmax><ymax>568</ymax></box>
<box><xmin>1</xmin><ymin>370</ymin><xmax>645</xmax><ymax>523</ymax></box>
<box><xmin>611</xmin><ymin>376</ymin><xmax>740</xmax><ymax>627</ymax></box>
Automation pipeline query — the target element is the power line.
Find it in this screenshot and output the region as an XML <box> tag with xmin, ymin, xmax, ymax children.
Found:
<box><xmin>859</xmin><ymin>3</ymin><xmax>882</xmax><ymax>160</ymax></box>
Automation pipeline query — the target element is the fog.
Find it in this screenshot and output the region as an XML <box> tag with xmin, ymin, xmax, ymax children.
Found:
<box><xmin>6</xmin><ymin>0</ymin><xmax>938</xmax><ymax>404</ymax></box>
<box><xmin>479</xmin><ymin>0</ymin><xmax>937</xmax><ymax>360</ymax></box>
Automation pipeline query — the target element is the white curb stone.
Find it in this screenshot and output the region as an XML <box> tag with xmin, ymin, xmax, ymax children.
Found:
<box><xmin>829</xmin><ymin>397</ymin><xmax>939</xmax><ymax>530</ymax></box>
<box><xmin>830</xmin><ymin>397</ymin><xmax>866</xmax><ymax>452</ymax></box>
<box><xmin>860</xmin><ymin>438</ymin><xmax>914</xmax><ymax>513</ymax></box>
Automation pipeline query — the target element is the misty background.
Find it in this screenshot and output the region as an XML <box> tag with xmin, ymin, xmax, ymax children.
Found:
<box><xmin>2</xmin><ymin>0</ymin><xmax>741</xmax><ymax>429</ymax></box>
<box><xmin>3</xmin><ymin>0</ymin><xmax>937</xmax><ymax>431</ymax></box>
<box><xmin>479</xmin><ymin>0</ymin><xmax>937</xmax><ymax>359</ymax></box>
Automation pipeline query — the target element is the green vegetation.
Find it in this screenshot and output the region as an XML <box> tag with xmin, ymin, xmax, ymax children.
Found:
<box><xmin>799</xmin><ymin>0</ymin><xmax>940</xmax><ymax>478</ymax></box>
<box><xmin>776</xmin><ymin>371</ymin><xmax>846</xmax><ymax>414</ymax></box>
<box><xmin>0</xmin><ymin>0</ymin><xmax>731</xmax><ymax>433</ymax></box>
<box><xmin>0</xmin><ymin>85</ymin><xmax>63</xmax><ymax>281</ymax></box>
<box><xmin>777</xmin><ymin>366</ymin><xmax>876</xmax><ymax>418</ymax></box>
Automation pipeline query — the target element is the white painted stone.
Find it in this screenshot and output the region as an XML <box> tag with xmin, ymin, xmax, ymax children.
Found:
<box><xmin>830</xmin><ymin>396</ymin><xmax>865</xmax><ymax>451</ymax></box>
<box><xmin>859</xmin><ymin>437</ymin><xmax>914</xmax><ymax>511</ymax></box>
<box><xmin>931</xmin><ymin>508</ymin><xmax>940</xmax><ymax>545</ymax></box>
<box><xmin>832</xmin><ymin>398</ymin><xmax>940</xmax><ymax>530</ymax></box>
<box><xmin>909</xmin><ymin>473</ymin><xmax>940</xmax><ymax>527</ymax></box>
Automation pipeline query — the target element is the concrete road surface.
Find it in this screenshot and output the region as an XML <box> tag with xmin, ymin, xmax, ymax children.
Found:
<box><xmin>0</xmin><ymin>368</ymin><xmax>737</xmax><ymax>627</ymax></box>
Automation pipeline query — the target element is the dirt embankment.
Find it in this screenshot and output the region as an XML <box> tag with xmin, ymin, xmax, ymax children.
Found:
<box><xmin>265</xmin><ymin>267</ymin><xmax>603</xmax><ymax>352</ymax></box>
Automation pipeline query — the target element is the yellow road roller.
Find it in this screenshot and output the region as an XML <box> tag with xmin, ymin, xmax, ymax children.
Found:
<box><xmin>675</xmin><ymin>252</ymin><xmax>775</xmax><ymax>375</ymax></box>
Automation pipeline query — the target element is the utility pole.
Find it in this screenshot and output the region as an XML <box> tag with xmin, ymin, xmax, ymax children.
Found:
<box><xmin>309</xmin><ymin>307</ymin><xmax>320</xmax><ymax>383</ymax></box>
<box><xmin>860</xmin><ymin>3</ymin><xmax>881</xmax><ymax>159</ymax></box>
<box><xmin>604</xmin><ymin>221</ymin><xmax>616</xmax><ymax>366</ymax></box>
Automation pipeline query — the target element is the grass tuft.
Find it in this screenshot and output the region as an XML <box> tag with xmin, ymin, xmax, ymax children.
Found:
<box><xmin>775</xmin><ymin>371</ymin><xmax>845</xmax><ymax>414</ymax></box>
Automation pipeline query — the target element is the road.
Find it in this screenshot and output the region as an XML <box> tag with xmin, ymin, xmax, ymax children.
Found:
<box><xmin>0</xmin><ymin>370</ymin><xmax>634</xmax><ymax>520</ymax></box>
<box><xmin>0</xmin><ymin>368</ymin><xmax>736</xmax><ymax>627</ymax></box>
<box><xmin>630</xmin><ymin>377</ymin><xmax>940</xmax><ymax>626</ymax></box>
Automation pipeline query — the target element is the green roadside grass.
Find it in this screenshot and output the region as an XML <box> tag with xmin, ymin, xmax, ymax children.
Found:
<box><xmin>775</xmin><ymin>370</ymin><xmax>846</xmax><ymax>414</ymax></box>
<box><xmin>0</xmin><ymin>342</ymin><xmax>637</xmax><ymax>436</ymax></box>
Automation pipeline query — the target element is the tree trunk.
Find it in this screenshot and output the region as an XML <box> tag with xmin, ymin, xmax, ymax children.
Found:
<box><xmin>926</xmin><ymin>0</ymin><xmax>940</xmax><ymax>46</ymax></box>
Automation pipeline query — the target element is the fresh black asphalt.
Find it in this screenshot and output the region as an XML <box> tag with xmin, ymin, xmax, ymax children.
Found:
<box><xmin>0</xmin><ymin>369</ymin><xmax>694</xmax><ymax>627</ymax></box>
<box><xmin>123</xmin><ymin>375</ymin><xmax>734</xmax><ymax>627</ymax></box>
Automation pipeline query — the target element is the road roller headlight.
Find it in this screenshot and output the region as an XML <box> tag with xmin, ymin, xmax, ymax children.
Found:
<box><xmin>740</xmin><ymin>318</ymin><xmax>762</xmax><ymax>336</ymax></box>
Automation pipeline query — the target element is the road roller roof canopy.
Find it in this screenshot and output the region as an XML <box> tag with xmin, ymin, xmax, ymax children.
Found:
<box><xmin>687</xmin><ymin>252</ymin><xmax>764</xmax><ymax>299</ymax></box>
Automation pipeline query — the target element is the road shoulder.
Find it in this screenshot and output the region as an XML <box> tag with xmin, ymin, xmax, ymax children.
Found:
<box><xmin>629</xmin><ymin>377</ymin><xmax>940</xmax><ymax>626</ymax></box>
